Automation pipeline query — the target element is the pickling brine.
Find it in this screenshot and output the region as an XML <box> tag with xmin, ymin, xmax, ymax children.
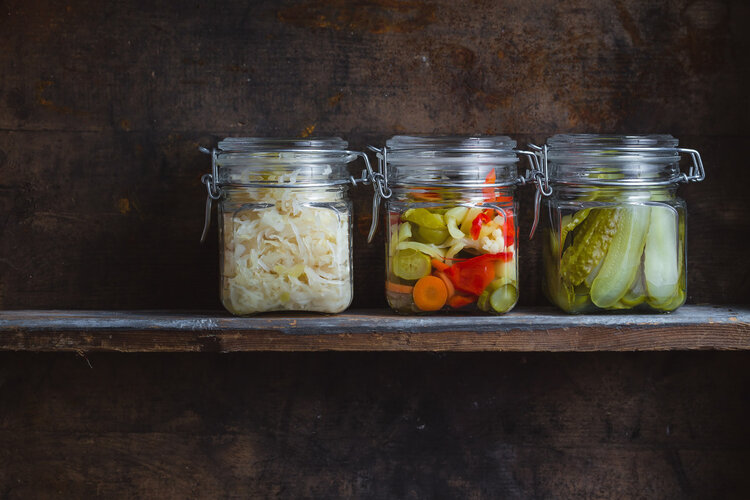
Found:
<box><xmin>531</xmin><ymin>134</ymin><xmax>704</xmax><ymax>314</ymax></box>
<box><xmin>385</xmin><ymin>191</ymin><xmax>518</xmax><ymax>314</ymax></box>
<box><xmin>220</xmin><ymin>186</ymin><xmax>352</xmax><ymax>315</ymax></box>
<box><xmin>200</xmin><ymin>138</ymin><xmax>370</xmax><ymax>315</ymax></box>
<box><xmin>543</xmin><ymin>201</ymin><xmax>686</xmax><ymax>313</ymax></box>
<box><xmin>367</xmin><ymin>136</ymin><xmax>536</xmax><ymax>315</ymax></box>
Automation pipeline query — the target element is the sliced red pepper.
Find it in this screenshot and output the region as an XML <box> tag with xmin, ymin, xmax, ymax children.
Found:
<box><xmin>470</xmin><ymin>210</ymin><xmax>492</xmax><ymax>240</ymax></box>
<box><xmin>495</xmin><ymin>185</ymin><xmax>513</xmax><ymax>205</ymax></box>
<box><xmin>504</xmin><ymin>210</ymin><xmax>515</xmax><ymax>247</ymax></box>
<box><xmin>445</xmin><ymin>252</ymin><xmax>511</xmax><ymax>295</ymax></box>
<box><xmin>410</xmin><ymin>191</ymin><xmax>442</xmax><ymax>202</ymax></box>
<box><xmin>483</xmin><ymin>170</ymin><xmax>496</xmax><ymax>201</ymax></box>
<box><xmin>448</xmin><ymin>293</ymin><xmax>477</xmax><ymax>309</ymax></box>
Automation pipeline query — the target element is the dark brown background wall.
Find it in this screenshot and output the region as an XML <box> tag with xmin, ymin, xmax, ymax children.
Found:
<box><xmin>1</xmin><ymin>0</ymin><xmax>748</xmax><ymax>309</ymax></box>
<box><xmin>1</xmin><ymin>1</ymin><xmax>750</xmax><ymax>498</ymax></box>
<box><xmin>2</xmin><ymin>351</ymin><xmax>750</xmax><ymax>498</ymax></box>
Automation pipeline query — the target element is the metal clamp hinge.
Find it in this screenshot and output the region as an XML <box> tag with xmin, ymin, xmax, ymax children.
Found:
<box><xmin>363</xmin><ymin>146</ymin><xmax>392</xmax><ymax>243</ymax></box>
<box><xmin>199</xmin><ymin>147</ymin><xmax>222</xmax><ymax>243</ymax></box>
<box><xmin>525</xmin><ymin>143</ymin><xmax>552</xmax><ymax>239</ymax></box>
<box><xmin>676</xmin><ymin>148</ymin><xmax>706</xmax><ymax>183</ymax></box>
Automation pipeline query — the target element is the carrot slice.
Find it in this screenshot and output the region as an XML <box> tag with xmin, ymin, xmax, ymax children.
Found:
<box><xmin>433</xmin><ymin>271</ymin><xmax>455</xmax><ymax>298</ymax></box>
<box><xmin>412</xmin><ymin>275</ymin><xmax>448</xmax><ymax>311</ymax></box>
<box><xmin>385</xmin><ymin>281</ymin><xmax>414</xmax><ymax>295</ymax></box>
<box><xmin>431</xmin><ymin>258</ymin><xmax>450</xmax><ymax>272</ymax></box>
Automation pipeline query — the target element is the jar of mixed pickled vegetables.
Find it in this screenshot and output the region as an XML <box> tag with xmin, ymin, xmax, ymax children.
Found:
<box><xmin>367</xmin><ymin>136</ymin><xmax>537</xmax><ymax>315</ymax></box>
<box><xmin>533</xmin><ymin>134</ymin><xmax>705</xmax><ymax>313</ymax></box>
<box><xmin>200</xmin><ymin>138</ymin><xmax>371</xmax><ymax>315</ymax></box>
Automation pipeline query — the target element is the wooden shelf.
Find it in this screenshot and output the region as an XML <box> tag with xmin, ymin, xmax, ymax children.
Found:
<box><xmin>0</xmin><ymin>305</ymin><xmax>748</xmax><ymax>352</ymax></box>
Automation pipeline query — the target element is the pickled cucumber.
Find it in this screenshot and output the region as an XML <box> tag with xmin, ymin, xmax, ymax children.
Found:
<box><xmin>546</xmin><ymin>202</ymin><xmax>686</xmax><ymax>313</ymax></box>
<box><xmin>392</xmin><ymin>248</ymin><xmax>431</xmax><ymax>280</ymax></box>
<box><xmin>560</xmin><ymin>208</ymin><xmax>621</xmax><ymax>285</ymax></box>
<box><xmin>650</xmin><ymin>287</ymin><xmax>685</xmax><ymax>311</ymax></box>
<box><xmin>477</xmin><ymin>267</ymin><xmax>518</xmax><ymax>313</ymax></box>
<box><xmin>402</xmin><ymin>207</ymin><xmax>450</xmax><ymax>244</ymax></box>
<box><xmin>543</xmin><ymin>230</ymin><xmax>576</xmax><ymax>311</ymax></box>
<box><xmin>489</xmin><ymin>285</ymin><xmax>517</xmax><ymax>313</ymax></box>
<box><xmin>620</xmin><ymin>264</ymin><xmax>646</xmax><ymax>308</ymax></box>
<box><xmin>387</xmin><ymin>203</ymin><xmax>517</xmax><ymax>315</ymax></box>
<box><xmin>644</xmin><ymin>205</ymin><xmax>680</xmax><ymax>307</ymax></box>
<box><xmin>559</xmin><ymin>208</ymin><xmax>591</xmax><ymax>250</ymax></box>
<box><xmin>590</xmin><ymin>205</ymin><xmax>651</xmax><ymax>308</ymax></box>
<box><xmin>416</xmin><ymin>226</ymin><xmax>449</xmax><ymax>244</ymax></box>
<box><xmin>402</xmin><ymin>208</ymin><xmax>446</xmax><ymax>230</ymax></box>
<box><xmin>477</xmin><ymin>289</ymin><xmax>490</xmax><ymax>311</ymax></box>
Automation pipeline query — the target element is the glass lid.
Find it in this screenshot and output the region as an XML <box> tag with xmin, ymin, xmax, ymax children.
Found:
<box><xmin>211</xmin><ymin>137</ymin><xmax>357</xmax><ymax>186</ymax></box>
<box><xmin>383</xmin><ymin>135</ymin><xmax>520</xmax><ymax>186</ymax></box>
<box><xmin>545</xmin><ymin>134</ymin><xmax>683</xmax><ymax>185</ymax></box>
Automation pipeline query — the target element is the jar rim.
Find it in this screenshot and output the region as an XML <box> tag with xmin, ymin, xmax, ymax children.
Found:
<box><xmin>212</xmin><ymin>137</ymin><xmax>357</xmax><ymax>187</ymax></box>
<box><xmin>543</xmin><ymin>134</ymin><xmax>687</xmax><ymax>186</ymax></box>
<box><xmin>386</xmin><ymin>135</ymin><xmax>517</xmax><ymax>152</ymax></box>
<box><xmin>547</xmin><ymin>134</ymin><xmax>680</xmax><ymax>162</ymax></box>
<box><xmin>216</xmin><ymin>137</ymin><xmax>357</xmax><ymax>165</ymax></box>
<box><xmin>380</xmin><ymin>135</ymin><xmax>521</xmax><ymax>188</ymax></box>
<box><xmin>547</xmin><ymin>134</ymin><xmax>678</xmax><ymax>149</ymax></box>
<box><xmin>217</xmin><ymin>137</ymin><xmax>349</xmax><ymax>152</ymax></box>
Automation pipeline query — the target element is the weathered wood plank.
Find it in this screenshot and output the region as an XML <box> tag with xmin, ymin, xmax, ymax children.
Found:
<box><xmin>0</xmin><ymin>351</ymin><xmax>748</xmax><ymax>497</ymax></box>
<box><xmin>0</xmin><ymin>305</ymin><xmax>748</xmax><ymax>352</ymax></box>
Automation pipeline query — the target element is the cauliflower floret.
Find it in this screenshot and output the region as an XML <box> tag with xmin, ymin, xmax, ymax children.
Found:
<box><xmin>481</xmin><ymin>228</ymin><xmax>506</xmax><ymax>254</ymax></box>
<box><xmin>460</xmin><ymin>227</ymin><xmax>505</xmax><ymax>254</ymax></box>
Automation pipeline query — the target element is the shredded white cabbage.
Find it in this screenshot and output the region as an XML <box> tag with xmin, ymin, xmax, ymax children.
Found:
<box><xmin>220</xmin><ymin>178</ymin><xmax>352</xmax><ymax>315</ymax></box>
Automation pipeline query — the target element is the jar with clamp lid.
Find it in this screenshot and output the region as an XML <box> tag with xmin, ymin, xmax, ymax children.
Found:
<box><xmin>200</xmin><ymin>138</ymin><xmax>372</xmax><ymax>315</ymax></box>
<box><xmin>529</xmin><ymin>134</ymin><xmax>705</xmax><ymax>313</ymax></box>
<box><xmin>366</xmin><ymin>136</ymin><xmax>538</xmax><ymax>315</ymax></box>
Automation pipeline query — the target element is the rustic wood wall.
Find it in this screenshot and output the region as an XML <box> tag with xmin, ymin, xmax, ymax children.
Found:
<box><xmin>1</xmin><ymin>0</ymin><xmax>748</xmax><ymax>309</ymax></box>
<box><xmin>2</xmin><ymin>1</ymin><xmax>750</xmax><ymax>498</ymax></box>
<box><xmin>1</xmin><ymin>351</ymin><xmax>749</xmax><ymax>498</ymax></box>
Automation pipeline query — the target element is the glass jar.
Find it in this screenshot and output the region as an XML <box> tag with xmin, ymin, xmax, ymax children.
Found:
<box><xmin>367</xmin><ymin>136</ymin><xmax>537</xmax><ymax>315</ymax></box>
<box><xmin>531</xmin><ymin>134</ymin><xmax>705</xmax><ymax>313</ymax></box>
<box><xmin>200</xmin><ymin>138</ymin><xmax>370</xmax><ymax>315</ymax></box>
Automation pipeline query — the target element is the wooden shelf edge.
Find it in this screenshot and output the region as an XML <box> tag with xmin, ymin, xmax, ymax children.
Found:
<box><xmin>0</xmin><ymin>305</ymin><xmax>748</xmax><ymax>353</ymax></box>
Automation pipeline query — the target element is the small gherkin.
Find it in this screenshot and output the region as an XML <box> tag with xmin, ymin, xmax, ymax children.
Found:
<box><xmin>559</xmin><ymin>208</ymin><xmax>621</xmax><ymax>285</ymax></box>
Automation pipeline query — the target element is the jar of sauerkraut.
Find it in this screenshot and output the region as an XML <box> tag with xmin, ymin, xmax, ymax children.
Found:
<box><xmin>366</xmin><ymin>136</ymin><xmax>538</xmax><ymax>315</ymax></box>
<box><xmin>530</xmin><ymin>134</ymin><xmax>705</xmax><ymax>313</ymax></box>
<box><xmin>200</xmin><ymin>138</ymin><xmax>371</xmax><ymax>315</ymax></box>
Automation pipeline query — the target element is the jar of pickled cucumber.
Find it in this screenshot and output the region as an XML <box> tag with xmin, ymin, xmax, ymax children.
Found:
<box><xmin>366</xmin><ymin>136</ymin><xmax>537</xmax><ymax>315</ymax></box>
<box><xmin>531</xmin><ymin>134</ymin><xmax>705</xmax><ymax>313</ymax></box>
<box><xmin>200</xmin><ymin>138</ymin><xmax>372</xmax><ymax>315</ymax></box>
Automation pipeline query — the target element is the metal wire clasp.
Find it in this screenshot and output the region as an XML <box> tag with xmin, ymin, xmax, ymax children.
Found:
<box><xmin>364</xmin><ymin>146</ymin><xmax>393</xmax><ymax>243</ymax></box>
<box><xmin>676</xmin><ymin>148</ymin><xmax>706</xmax><ymax>183</ymax></box>
<box><xmin>199</xmin><ymin>147</ymin><xmax>222</xmax><ymax>243</ymax></box>
<box><xmin>524</xmin><ymin>144</ymin><xmax>552</xmax><ymax>239</ymax></box>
